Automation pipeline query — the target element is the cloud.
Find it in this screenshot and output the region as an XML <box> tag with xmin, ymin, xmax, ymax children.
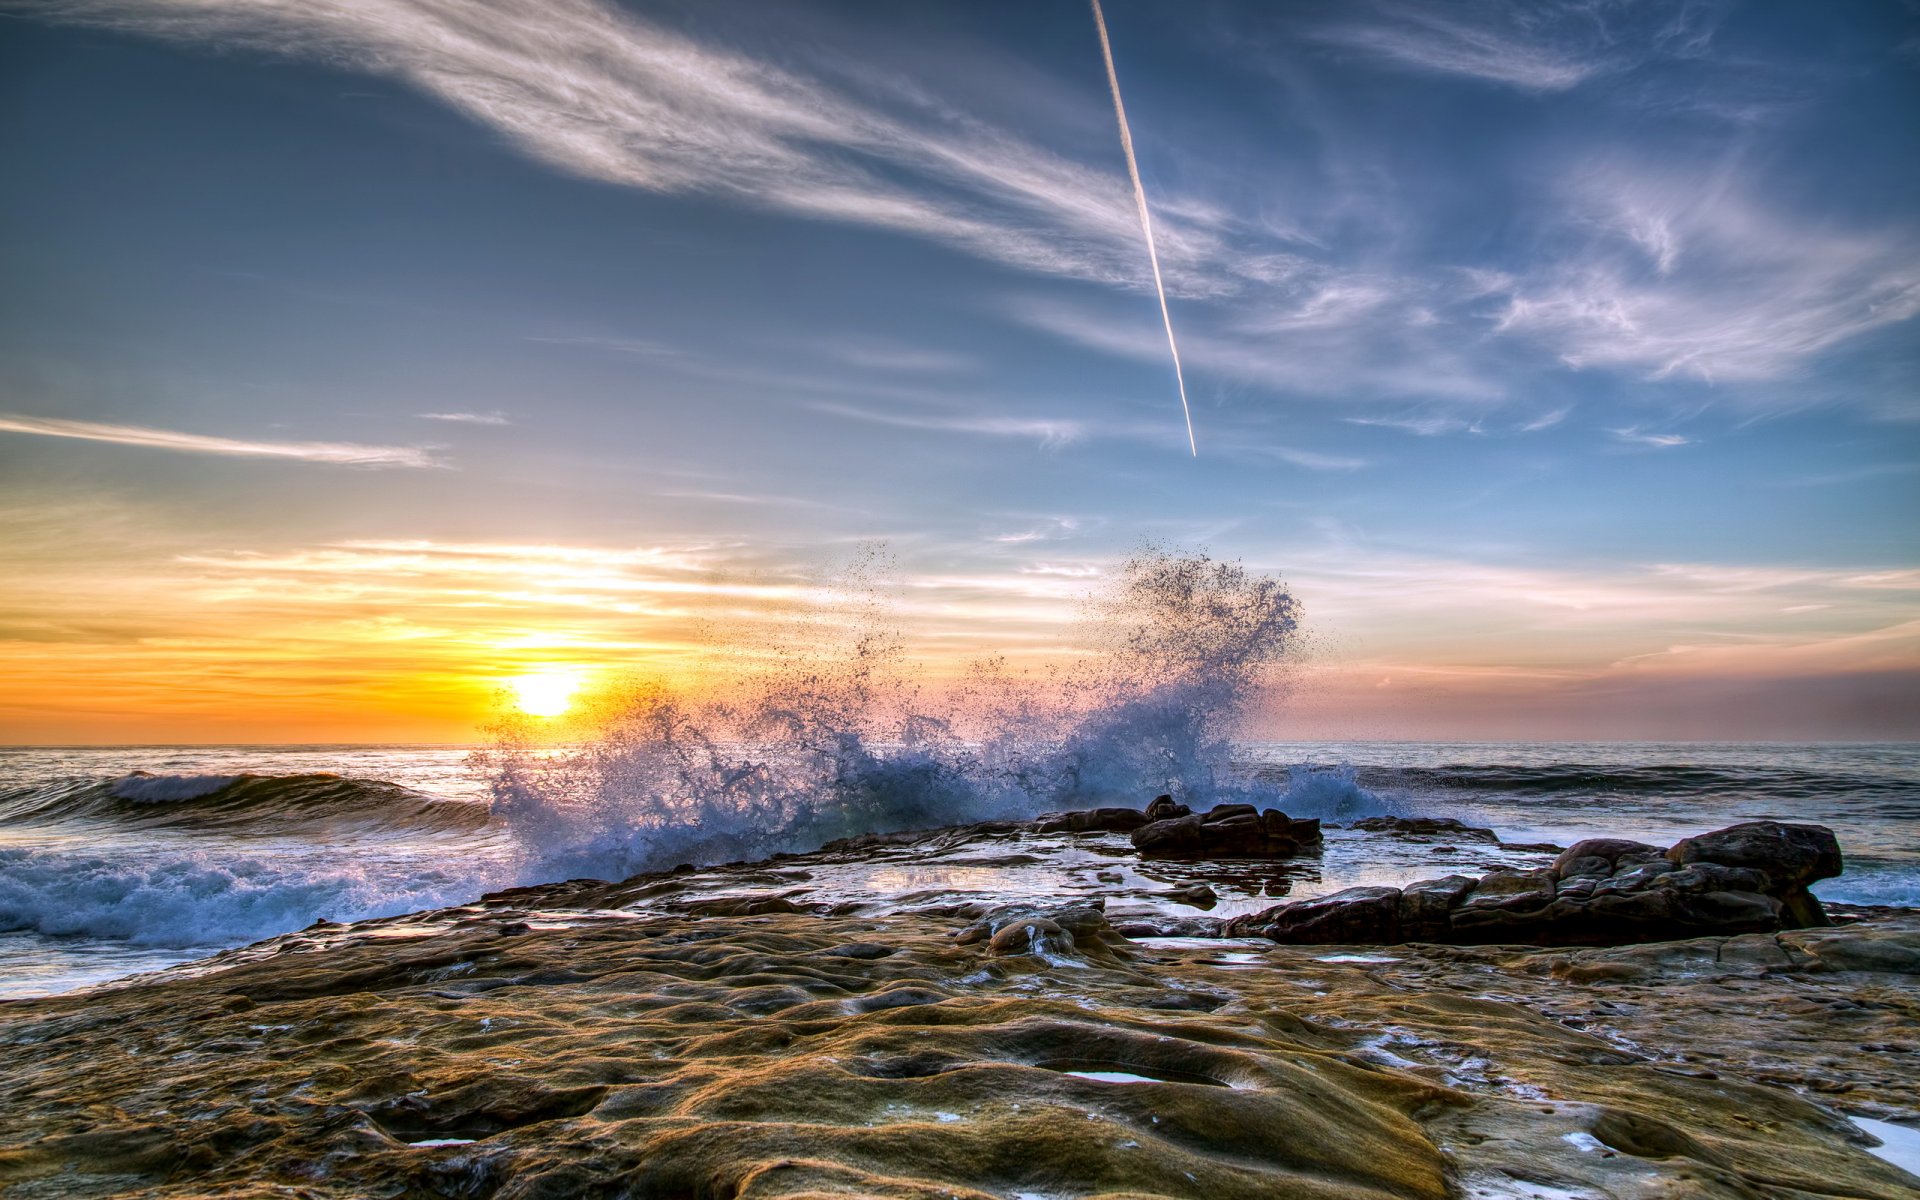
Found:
<box><xmin>1314</xmin><ymin>0</ymin><xmax>1731</xmax><ymax>93</ymax></box>
<box><xmin>1259</xmin><ymin>446</ymin><xmax>1371</xmax><ymax>471</ymax></box>
<box><xmin>37</xmin><ymin>0</ymin><xmax>1274</xmax><ymax>300</ymax></box>
<box><xmin>1315</xmin><ymin>6</ymin><xmax>1605</xmax><ymax>93</ymax></box>
<box><xmin>1346</xmin><ymin>414</ymin><xmax>1479</xmax><ymax>437</ymax></box>
<box><xmin>1607</xmin><ymin>427</ymin><xmax>1690</xmax><ymax>448</ymax></box>
<box><xmin>1486</xmin><ymin>165</ymin><xmax>1920</xmax><ymax>383</ymax></box>
<box><xmin>809</xmin><ymin>402</ymin><xmax>1087</xmax><ymax>449</ymax></box>
<box><xmin>26</xmin><ymin>0</ymin><xmax>1917</xmax><ymax>432</ymax></box>
<box><xmin>0</xmin><ymin>413</ymin><xmax>441</xmax><ymax>468</ymax></box>
<box><xmin>417</xmin><ymin>411</ymin><xmax>510</xmax><ymax>426</ymax></box>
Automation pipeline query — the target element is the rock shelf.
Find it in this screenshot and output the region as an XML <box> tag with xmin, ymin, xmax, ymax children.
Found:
<box><xmin>0</xmin><ymin>816</ymin><xmax>1914</xmax><ymax>1199</ymax></box>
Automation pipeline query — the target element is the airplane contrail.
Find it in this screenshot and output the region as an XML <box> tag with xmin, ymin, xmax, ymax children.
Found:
<box><xmin>1090</xmin><ymin>0</ymin><xmax>1196</xmax><ymax>457</ymax></box>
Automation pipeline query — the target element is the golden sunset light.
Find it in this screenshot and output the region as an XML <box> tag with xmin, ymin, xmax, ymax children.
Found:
<box><xmin>3</xmin><ymin>3</ymin><xmax>1918</xmax><ymax>1192</ymax></box>
<box><xmin>506</xmin><ymin>667</ymin><xmax>589</xmax><ymax>718</ymax></box>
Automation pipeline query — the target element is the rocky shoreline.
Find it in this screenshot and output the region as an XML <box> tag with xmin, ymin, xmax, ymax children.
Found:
<box><xmin>2</xmin><ymin>809</ymin><xmax>1916</xmax><ymax>1198</ymax></box>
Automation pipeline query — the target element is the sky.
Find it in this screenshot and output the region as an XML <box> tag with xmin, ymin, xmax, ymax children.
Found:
<box><xmin>0</xmin><ymin>0</ymin><xmax>1916</xmax><ymax>743</ymax></box>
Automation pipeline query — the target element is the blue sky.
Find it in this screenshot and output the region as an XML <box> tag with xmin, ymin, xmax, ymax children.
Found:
<box><xmin>0</xmin><ymin>0</ymin><xmax>1915</xmax><ymax>741</ymax></box>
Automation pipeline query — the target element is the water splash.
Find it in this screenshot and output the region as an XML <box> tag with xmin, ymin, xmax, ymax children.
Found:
<box><xmin>480</xmin><ymin>547</ymin><xmax>1309</xmax><ymax>883</ymax></box>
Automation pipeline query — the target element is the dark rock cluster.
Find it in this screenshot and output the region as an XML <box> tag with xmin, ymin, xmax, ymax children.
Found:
<box><xmin>1031</xmin><ymin>794</ymin><xmax>1322</xmax><ymax>859</ymax></box>
<box><xmin>1227</xmin><ymin>820</ymin><xmax>1843</xmax><ymax>947</ymax></box>
<box><xmin>1347</xmin><ymin>815</ymin><xmax>1500</xmax><ymax>842</ymax></box>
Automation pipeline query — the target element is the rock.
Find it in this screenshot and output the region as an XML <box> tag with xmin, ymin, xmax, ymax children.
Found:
<box><xmin>1111</xmin><ymin>915</ymin><xmax>1224</xmax><ymax>938</ymax></box>
<box><xmin>955</xmin><ymin>900</ymin><xmax>1130</xmax><ymax>963</ymax></box>
<box><xmin>1551</xmin><ymin>839</ymin><xmax>1664</xmax><ymax>879</ymax></box>
<box><xmin>1156</xmin><ymin>883</ymin><xmax>1218</xmax><ymax>910</ymax></box>
<box><xmin>1667</xmin><ymin>821</ymin><xmax>1843</xmax><ymax>887</ymax></box>
<box><xmin>1131</xmin><ymin>805</ymin><xmax>1318</xmax><ymax>859</ymax></box>
<box><xmin>1668</xmin><ymin>821</ymin><xmax>1842</xmax><ymax>929</ymax></box>
<box><xmin>1031</xmin><ymin>807</ymin><xmax>1148</xmax><ymax>834</ymax></box>
<box><xmin>1231</xmin><ymin>822</ymin><xmax>1848</xmax><ymax>949</ymax></box>
<box><xmin>988</xmin><ymin>917</ymin><xmax>1068</xmax><ymax>956</ymax></box>
<box><xmin>1130</xmin><ymin>813</ymin><xmax>1206</xmax><ymax>855</ymax></box>
<box><xmin>1350</xmin><ymin>815</ymin><xmax>1499</xmax><ymax>843</ymax></box>
<box><xmin>1397</xmin><ymin>875</ymin><xmax>1476</xmax><ymax>942</ymax></box>
<box><xmin>1144</xmin><ymin>794</ymin><xmax>1190</xmax><ymax>822</ymax></box>
<box><xmin>1787</xmin><ymin>929</ymin><xmax>1920</xmax><ymax>974</ymax></box>
<box><xmin>1226</xmin><ymin>886</ymin><xmax>1402</xmax><ymax>943</ymax></box>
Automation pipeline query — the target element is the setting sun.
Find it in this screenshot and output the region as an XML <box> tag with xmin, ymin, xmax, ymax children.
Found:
<box><xmin>508</xmin><ymin>668</ymin><xmax>587</xmax><ymax>717</ymax></box>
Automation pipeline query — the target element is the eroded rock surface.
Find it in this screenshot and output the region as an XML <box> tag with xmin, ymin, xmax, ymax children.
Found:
<box><xmin>1230</xmin><ymin>821</ymin><xmax>1845</xmax><ymax>948</ymax></box>
<box><xmin>2</xmin><ymin>900</ymin><xmax>1915</xmax><ymax>1200</ymax></box>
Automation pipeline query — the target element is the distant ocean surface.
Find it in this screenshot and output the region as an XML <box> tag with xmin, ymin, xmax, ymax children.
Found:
<box><xmin>2</xmin><ymin>741</ymin><xmax>1915</xmax><ymax>999</ymax></box>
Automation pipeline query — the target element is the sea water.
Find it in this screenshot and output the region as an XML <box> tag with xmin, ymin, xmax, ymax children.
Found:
<box><xmin>2</xmin><ymin>552</ymin><xmax>1914</xmax><ymax>997</ymax></box>
<box><xmin>1</xmin><ymin>741</ymin><xmax>1913</xmax><ymax>999</ymax></box>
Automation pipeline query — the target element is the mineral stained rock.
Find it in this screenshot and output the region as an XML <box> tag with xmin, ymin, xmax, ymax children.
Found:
<box><xmin>1229</xmin><ymin>821</ymin><xmax>1845</xmax><ymax>947</ymax></box>
<box><xmin>3</xmin><ymin>898</ymin><xmax>1916</xmax><ymax>1199</ymax></box>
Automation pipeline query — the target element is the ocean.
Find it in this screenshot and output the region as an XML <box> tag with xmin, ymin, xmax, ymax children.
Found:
<box><xmin>3</xmin><ymin>740</ymin><xmax>1915</xmax><ymax>999</ymax></box>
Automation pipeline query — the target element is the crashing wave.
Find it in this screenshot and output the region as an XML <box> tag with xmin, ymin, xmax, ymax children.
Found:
<box><xmin>0</xmin><ymin>844</ymin><xmax>490</xmax><ymax>948</ymax></box>
<box><xmin>0</xmin><ymin>773</ymin><xmax>492</xmax><ymax>837</ymax></box>
<box><xmin>482</xmin><ymin>547</ymin><xmax>1374</xmax><ymax>884</ymax></box>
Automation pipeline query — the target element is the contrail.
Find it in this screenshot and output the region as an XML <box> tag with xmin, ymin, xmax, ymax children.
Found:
<box><xmin>1091</xmin><ymin>0</ymin><xmax>1196</xmax><ymax>457</ymax></box>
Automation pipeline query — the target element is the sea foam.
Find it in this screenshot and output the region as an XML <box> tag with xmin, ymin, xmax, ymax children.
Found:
<box><xmin>481</xmin><ymin>548</ymin><xmax>1364</xmax><ymax>885</ymax></box>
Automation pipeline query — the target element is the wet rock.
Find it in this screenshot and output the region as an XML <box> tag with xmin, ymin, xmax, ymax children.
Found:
<box><xmin>1397</xmin><ymin>875</ymin><xmax>1476</xmax><ymax>941</ymax></box>
<box><xmin>1233</xmin><ymin>822</ymin><xmax>1846</xmax><ymax>948</ymax></box>
<box><xmin>988</xmin><ymin>917</ymin><xmax>1069</xmax><ymax>956</ymax></box>
<box><xmin>1111</xmin><ymin>915</ymin><xmax>1224</xmax><ymax>938</ymax></box>
<box><xmin>1551</xmin><ymin>838</ymin><xmax>1665</xmax><ymax>879</ymax></box>
<box><xmin>1668</xmin><ymin>820</ymin><xmax>1843</xmax><ymax>928</ymax></box>
<box><xmin>1226</xmin><ymin>886</ymin><xmax>1402</xmax><ymax>943</ymax></box>
<box><xmin>1787</xmin><ymin>928</ymin><xmax>1920</xmax><ymax>973</ymax></box>
<box><xmin>4</xmin><ymin>849</ymin><xmax>1917</xmax><ymax>1200</ymax></box>
<box><xmin>955</xmin><ymin>900</ymin><xmax>1131</xmax><ymax>963</ymax></box>
<box><xmin>1130</xmin><ymin>805</ymin><xmax>1319</xmax><ymax>859</ymax></box>
<box><xmin>1155</xmin><ymin>883</ymin><xmax>1219</xmax><ymax>910</ymax></box>
<box><xmin>1144</xmin><ymin>794</ymin><xmax>1190</xmax><ymax>822</ymax></box>
<box><xmin>1031</xmin><ymin>807</ymin><xmax>1149</xmax><ymax>834</ymax></box>
<box><xmin>1351</xmin><ymin>815</ymin><xmax>1499</xmax><ymax>843</ymax></box>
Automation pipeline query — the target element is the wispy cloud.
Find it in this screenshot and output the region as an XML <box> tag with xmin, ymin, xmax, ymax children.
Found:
<box><xmin>1260</xmin><ymin>446</ymin><xmax>1372</xmax><ymax>471</ymax></box>
<box><xmin>23</xmin><ymin>0</ymin><xmax>1919</xmax><ymax>438</ymax></box>
<box><xmin>1607</xmin><ymin>427</ymin><xmax>1691</xmax><ymax>448</ymax></box>
<box><xmin>1316</xmin><ymin>6</ymin><xmax>1605</xmax><ymax>93</ymax></box>
<box><xmin>1314</xmin><ymin>0</ymin><xmax>1730</xmax><ymax>93</ymax></box>
<box><xmin>418</xmin><ymin>411</ymin><xmax>510</xmax><ymax>426</ymax></box>
<box><xmin>0</xmin><ymin>413</ymin><xmax>441</xmax><ymax>468</ymax></box>
<box><xmin>40</xmin><ymin>0</ymin><xmax>1271</xmax><ymax>300</ymax></box>
<box><xmin>809</xmin><ymin>401</ymin><xmax>1087</xmax><ymax>449</ymax></box>
<box><xmin>1487</xmin><ymin>164</ymin><xmax>1920</xmax><ymax>383</ymax></box>
<box><xmin>1346</xmin><ymin>414</ymin><xmax>1480</xmax><ymax>437</ymax></box>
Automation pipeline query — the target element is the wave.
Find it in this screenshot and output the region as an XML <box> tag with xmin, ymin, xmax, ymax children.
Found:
<box><xmin>0</xmin><ymin>772</ymin><xmax>493</xmax><ymax>838</ymax></box>
<box><xmin>1318</xmin><ymin>763</ymin><xmax>1920</xmax><ymax>806</ymax></box>
<box><xmin>0</xmin><ymin>844</ymin><xmax>490</xmax><ymax>948</ymax></box>
<box><xmin>481</xmin><ymin>548</ymin><xmax>1369</xmax><ymax>884</ymax></box>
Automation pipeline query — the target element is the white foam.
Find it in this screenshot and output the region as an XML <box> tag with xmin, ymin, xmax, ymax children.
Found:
<box><xmin>484</xmin><ymin>549</ymin><xmax>1322</xmax><ymax>886</ymax></box>
<box><xmin>0</xmin><ymin>845</ymin><xmax>488</xmax><ymax>948</ymax></box>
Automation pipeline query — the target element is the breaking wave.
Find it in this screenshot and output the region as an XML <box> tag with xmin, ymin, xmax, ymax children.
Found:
<box><xmin>0</xmin><ymin>772</ymin><xmax>493</xmax><ymax>837</ymax></box>
<box><xmin>0</xmin><ymin>844</ymin><xmax>489</xmax><ymax>948</ymax></box>
<box><xmin>482</xmin><ymin>547</ymin><xmax>1368</xmax><ymax>884</ymax></box>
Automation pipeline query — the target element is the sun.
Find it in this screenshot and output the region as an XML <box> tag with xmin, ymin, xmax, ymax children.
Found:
<box><xmin>507</xmin><ymin>667</ymin><xmax>586</xmax><ymax>717</ymax></box>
